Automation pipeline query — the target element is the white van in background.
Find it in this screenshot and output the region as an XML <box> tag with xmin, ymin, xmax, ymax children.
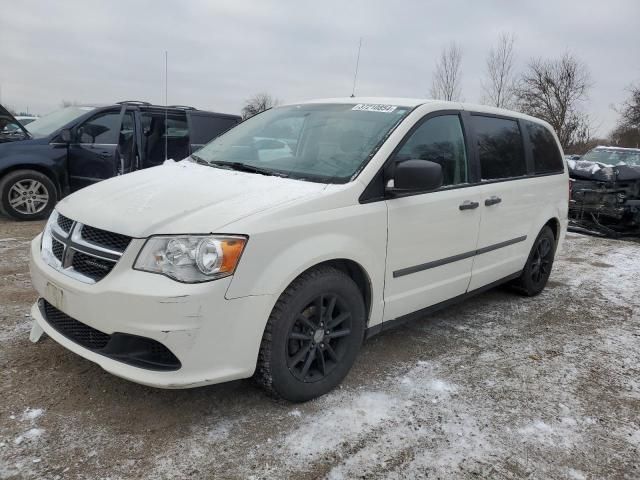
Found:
<box><xmin>28</xmin><ymin>98</ymin><xmax>568</xmax><ymax>402</ymax></box>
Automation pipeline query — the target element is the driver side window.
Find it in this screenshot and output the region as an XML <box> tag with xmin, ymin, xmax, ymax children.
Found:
<box><xmin>395</xmin><ymin>115</ymin><xmax>468</xmax><ymax>186</ymax></box>
<box><xmin>77</xmin><ymin>112</ymin><xmax>121</xmax><ymax>144</ymax></box>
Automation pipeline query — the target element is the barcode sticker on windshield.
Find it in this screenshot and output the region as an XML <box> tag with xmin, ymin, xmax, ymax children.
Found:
<box><xmin>352</xmin><ymin>104</ymin><xmax>398</xmax><ymax>113</ymax></box>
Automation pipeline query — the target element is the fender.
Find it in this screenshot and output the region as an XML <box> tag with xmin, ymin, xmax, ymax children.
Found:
<box><xmin>225</xmin><ymin>200</ymin><xmax>388</xmax><ymax>328</ymax></box>
<box><xmin>0</xmin><ymin>143</ymin><xmax>69</xmax><ymax>196</ymax></box>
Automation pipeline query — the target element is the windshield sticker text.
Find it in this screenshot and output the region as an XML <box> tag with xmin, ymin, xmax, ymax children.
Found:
<box><xmin>352</xmin><ymin>104</ymin><xmax>398</xmax><ymax>113</ymax></box>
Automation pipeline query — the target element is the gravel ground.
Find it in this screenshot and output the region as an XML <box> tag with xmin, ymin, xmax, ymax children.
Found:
<box><xmin>0</xmin><ymin>217</ymin><xmax>638</xmax><ymax>479</ymax></box>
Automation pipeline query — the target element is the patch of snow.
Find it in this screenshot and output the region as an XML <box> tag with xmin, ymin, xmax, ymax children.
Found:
<box><xmin>13</xmin><ymin>428</ymin><xmax>44</xmax><ymax>445</ymax></box>
<box><xmin>21</xmin><ymin>408</ymin><xmax>44</xmax><ymax>422</ymax></box>
<box><xmin>567</xmin><ymin>467</ymin><xmax>587</xmax><ymax>480</ymax></box>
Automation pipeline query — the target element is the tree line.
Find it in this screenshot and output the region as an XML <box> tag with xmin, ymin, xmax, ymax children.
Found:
<box><xmin>428</xmin><ymin>34</ymin><xmax>639</xmax><ymax>152</ymax></box>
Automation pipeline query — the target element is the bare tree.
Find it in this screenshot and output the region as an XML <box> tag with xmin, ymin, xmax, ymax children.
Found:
<box><xmin>481</xmin><ymin>33</ymin><xmax>517</xmax><ymax>108</ymax></box>
<box><xmin>241</xmin><ymin>93</ymin><xmax>280</xmax><ymax>120</ymax></box>
<box><xmin>515</xmin><ymin>52</ymin><xmax>592</xmax><ymax>148</ymax></box>
<box><xmin>430</xmin><ymin>42</ymin><xmax>463</xmax><ymax>101</ymax></box>
<box><xmin>611</xmin><ymin>83</ymin><xmax>640</xmax><ymax>147</ymax></box>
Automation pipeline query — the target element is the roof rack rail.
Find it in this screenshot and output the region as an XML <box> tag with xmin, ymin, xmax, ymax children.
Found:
<box><xmin>167</xmin><ymin>105</ymin><xmax>196</xmax><ymax>110</ymax></box>
<box><xmin>117</xmin><ymin>100</ymin><xmax>152</xmax><ymax>106</ymax></box>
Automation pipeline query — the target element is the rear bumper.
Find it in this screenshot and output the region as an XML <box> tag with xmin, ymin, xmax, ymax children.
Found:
<box><xmin>29</xmin><ymin>234</ymin><xmax>276</xmax><ymax>388</ymax></box>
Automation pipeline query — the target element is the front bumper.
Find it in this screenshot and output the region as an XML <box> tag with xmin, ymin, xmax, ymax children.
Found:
<box><xmin>29</xmin><ymin>234</ymin><xmax>276</xmax><ymax>388</ymax></box>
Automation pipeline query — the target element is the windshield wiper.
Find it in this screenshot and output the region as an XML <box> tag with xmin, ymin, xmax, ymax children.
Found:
<box><xmin>190</xmin><ymin>156</ymin><xmax>288</xmax><ymax>178</ymax></box>
<box><xmin>189</xmin><ymin>154</ymin><xmax>210</xmax><ymax>166</ymax></box>
<box><xmin>211</xmin><ymin>161</ymin><xmax>289</xmax><ymax>178</ymax></box>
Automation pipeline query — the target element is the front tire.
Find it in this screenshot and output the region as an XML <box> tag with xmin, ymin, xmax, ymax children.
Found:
<box><xmin>512</xmin><ymin>226</ymin><xmax>556</xmax><ymax>296</ymax></box>
<box><xmin>0</xmin><ymin>170</ymin><xmax>57</xmax><ymax>221</ymax></box>
<box><xmin>255</xmin><ymin>266</ymin><xmax>366</xmax><ymax>402</ymax></box>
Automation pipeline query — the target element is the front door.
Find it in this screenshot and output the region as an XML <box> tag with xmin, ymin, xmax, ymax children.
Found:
<box><xmin>67</xmin><ymin>109</ymin><xmax>135</xmax><ymax>191</ymax></box>
<box><xmin>384</xmin><ymin>113</ymin><xmax>482</xmax><ymax>321</ymax></box>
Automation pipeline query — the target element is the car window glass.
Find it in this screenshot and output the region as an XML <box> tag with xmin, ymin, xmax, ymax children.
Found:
<box><xmin>194</xmin><ymin>103</ymin><xmax>412</xmax><ymax>183</ymax></box>
<box><xmin>472</xmin><ymin>115</ymin><xmax>526</xmax><ymax>180</ymax></box>
<box><xmin>78</xmin><ymin>112</ymin><xmax>121</xmax><ymax>144</ymax></box>
<box><xmin>141</xmin><ymin>111</ymin><xmax>189</xmax><ymax>165</ymax></box>
<box><xmin>190</xmin><ymin>115</ymin><xmax>239</xmax><ymax>145</ymax></box>
<box><xmin>395</xmin><ymin>115</ymin><xmax>468</xmax><ymax>186</ymax></box>
<box><xmin>527</xmin><ymin>122</ymin><xmax>563</xmax><ymax>173</ymax></box>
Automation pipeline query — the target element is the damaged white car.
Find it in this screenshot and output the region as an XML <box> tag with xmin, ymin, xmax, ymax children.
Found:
<box><xmin>29</xmin><ymin>98</ymin><xmax>568</xmax><ymax>401</ymax></box>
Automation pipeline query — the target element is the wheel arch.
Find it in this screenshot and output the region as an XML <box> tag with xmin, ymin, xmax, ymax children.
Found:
<box><xmin>306</xmin><ymin>258</ymin><xmax>373</xmax><ymax>326</ymax></box>
<box><xmin>543</xmin><ymin>217</ymin><xmax>561</xmax><ymax>245</ymax></box>
<box><xmin>264</xmin><ymin>258</ymin><xmax>374</xmax><ymax>328</ymax></box>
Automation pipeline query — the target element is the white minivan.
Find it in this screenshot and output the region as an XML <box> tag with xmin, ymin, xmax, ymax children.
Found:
<box><xmin>28</xmin><ymin>98</ymin><xmax>568</xmax><ymax>402</ymax></box>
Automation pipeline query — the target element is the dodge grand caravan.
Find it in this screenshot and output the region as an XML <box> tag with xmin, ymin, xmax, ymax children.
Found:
<box><xmin>28</xmin><ymin>98</ymin><xmax>568</xmax><ymax>402</ymax></box>
<box><xmin>0</xmin><ymin>102</ymin><xmax>240</xmax><ymax>220</ymax></box>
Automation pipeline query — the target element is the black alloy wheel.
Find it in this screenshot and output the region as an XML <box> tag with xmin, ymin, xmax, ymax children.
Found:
<box><xmin>530</xmin><ymin>235</ymin><xmax>553</xmax><ymax>285</ymax></box>
<box><xmin>256</xmin><ymin>266</ymin><xmax>365</xmax><ymax>402</ymax></box>
<box><xmin>286</xmin><ymin>293</ymin><xmax>353</xmax><ymax>383</ymax></box>
<box><xmin>512</xmin><ymin>225</ymin><xmax>556</xmax><ymax>296</ymax></box>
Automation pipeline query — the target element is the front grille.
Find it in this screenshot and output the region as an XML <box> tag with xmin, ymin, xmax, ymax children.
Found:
<box><xmin>42</xmin><ymin>300</ymin><xmax>110</xmax><ymax>349</ymax></box>
<box><xmin>81</xmin><ymin>225</ymin><xmax>131</xmax><ymax>252</ymax></box>
<box><xmin>40</xmin><ymin>300</ymin><xmax>181</xmax><ymax>371</ymax></box>
<box><xmin>44</xmin><ymin>212</ymin><xmax>132</xmax><ymax>284</ymax></box>
<box><xmin>57</xmin><ymin>214</ymin><xmax>74</xmax><ymax>233</ymax></box>
<box><xmin>71</xmin><ymin>251</ymin><xmax>116</xmax><ymax>281</ymax></box>
<box><xmin>52</xmin><ymin>238</ymin><xmax>64</xmax><ymax>261</ymax></box>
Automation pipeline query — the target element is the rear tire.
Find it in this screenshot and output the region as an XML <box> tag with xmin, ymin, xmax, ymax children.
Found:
<box><xmin>512</xmin><ymin>226</ymin><xmax>556</xmax><ymax>296</ymax></box>
<box><xmin>255</xmin><ymin>266</ymin><xmax>365</xmax><ymax>402</ymax></box>
<box><xmin>0</xmin><ymin>170</ymin><xmax>57</xmax><ymax>221</ymax></box>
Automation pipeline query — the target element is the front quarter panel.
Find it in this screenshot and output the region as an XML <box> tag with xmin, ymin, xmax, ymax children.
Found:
<box><xmin>225</xmin><ymin>186</ymin><xmax>388</xmax><ymax>328</ymax></box>
<box><xmin>0</xmin><ymin>140</ymin><xmax>68</xmax><ymax>193</ymax></box>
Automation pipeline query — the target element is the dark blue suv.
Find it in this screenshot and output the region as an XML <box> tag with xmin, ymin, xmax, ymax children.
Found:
<box><xmin>0</xmin><ymin>101</ymin><xmax>240</xmax><ymax>220</ymax></box>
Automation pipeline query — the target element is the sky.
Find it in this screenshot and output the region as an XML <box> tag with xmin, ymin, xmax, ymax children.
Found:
<box><xmin>1</xmin><ymin>0</ymin><xmax>639</xmax><ymax>136</ymax></box>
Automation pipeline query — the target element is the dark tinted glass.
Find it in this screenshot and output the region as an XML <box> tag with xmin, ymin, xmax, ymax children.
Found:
<box><xmin>190</xmin><ymin>115</ymin><xmax>239</xmax><ymax>145</ymax></box>
<box><xmin>78</xmin><ymin>112</ymin><xmax>121</xmax><ymax>144</ymax></box>
<box><xmin>527</xmin><ymin>122</ymin><xmax>563</xmax><ymax>173</ymax></box>
<box><xmin>395</xmin><ymin>115</ymin><xmax>468</xmax><ymax>186</ymax></box>
<box><xmin>472</xmin><ymin>115</ymin><xmax>526</xmax><ymax>180</ymax></box>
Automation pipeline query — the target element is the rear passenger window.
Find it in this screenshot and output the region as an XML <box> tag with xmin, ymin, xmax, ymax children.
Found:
<box><xmin>190</xmin><ymin>115</ymin><xmax>239</xmax><ymax>146</ymax></box>
<box><xmin>526</xmin><ymin>122</ymin><xmax>563</xmax><ymax>174</ymax></box>
<box><xmin>472</xmin><ymin>115</ymin><xmax>526</xmax><ymax>180</ymax></box>
<box><xmin>395</xmin><ymin>115</ymin><xmax>468</xmax><ymax>186</ymax></box>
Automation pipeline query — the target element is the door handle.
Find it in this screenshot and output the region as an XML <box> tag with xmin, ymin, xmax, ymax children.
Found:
<box><xmin>459</xmin><ymin>200</ymin><xmax>480</xmax><ymax>211</ymax></box>
<box><xmin>98</xmin><ymin>152</ymin><xmax>111</xmax><ymax>159</ymax></box>
<box><xmin>485</xmin><ymin>196</ymin><xmax>502</xmax><ymax>206</ymax></box>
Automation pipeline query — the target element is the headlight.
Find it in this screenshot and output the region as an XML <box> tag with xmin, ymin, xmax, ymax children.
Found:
<box><xmin>133</xmin><ymin>235</ymin><xmax>247</xmax><ymax>283</ymax></box>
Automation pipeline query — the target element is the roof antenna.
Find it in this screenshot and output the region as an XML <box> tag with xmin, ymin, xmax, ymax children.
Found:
<box><xmin>350</xmin><ymin>37</ymin><xmax>362</xmax><ymax>98</ymax></box>
<box><xmin>164</xmin><ymin>50</ymin><xmax>168</xmax><ymax>162</ymax></box>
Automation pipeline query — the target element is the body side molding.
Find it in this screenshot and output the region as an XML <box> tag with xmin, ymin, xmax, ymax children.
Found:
<box><xmin>392</xmin><ymin>235</ymin><xmax>527</xmax><ymax>278</ymax></box>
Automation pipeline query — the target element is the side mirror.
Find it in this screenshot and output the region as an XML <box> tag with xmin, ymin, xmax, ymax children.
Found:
<box><xmin>387</xmin><ymin>159</ymin><xmax>443</xmax><ymax>193</ymax></box>
<box><xmin>59</xmin><ymin>129</ymin><xmax>72</xmax><ymax>143</ymax></box>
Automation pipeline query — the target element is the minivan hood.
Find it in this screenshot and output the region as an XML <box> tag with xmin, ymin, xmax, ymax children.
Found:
<box><xmin>56</xmin><ymin>160</ymin><xmax>327</xmax><ymax>237</ymax></box>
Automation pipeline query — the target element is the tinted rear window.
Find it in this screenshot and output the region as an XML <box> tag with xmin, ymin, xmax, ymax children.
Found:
<box><xmin>472</xmin><ymin>115</ymin><xmax>526</xmax><ymax>180</ymax></box>
<box><xmin>526</xmin><ymin>121</ymin><xmax>563</xmax><ymax>173</ymax></box>
<box><xmin>190</xmin><ymin>114</ymin><xmax>239</xmax><ymax>145</ymax></box>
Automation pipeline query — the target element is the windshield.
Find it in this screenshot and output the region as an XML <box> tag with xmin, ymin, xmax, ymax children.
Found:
<box><xmin>581</xmin><ymin>148</ymin><xmax>640</xmax><ymax>167</ymax></box>
<box><xmin>193</xmin><ymin>103</ymin><xmax>412</xmax><ymax>182</ymax></box>
<box><xmin>27</xmin><ymin>106</ymin><xmax>96</xmax><ymax>138</ymax></box>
